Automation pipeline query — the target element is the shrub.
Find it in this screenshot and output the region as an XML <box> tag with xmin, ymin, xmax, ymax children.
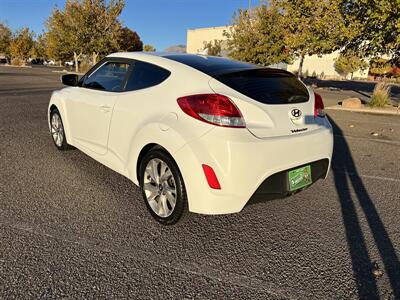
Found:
<box><xmin>369</xmin><ymin>82</ymin><xmax>391</xmax><ymax>107</ymax></box>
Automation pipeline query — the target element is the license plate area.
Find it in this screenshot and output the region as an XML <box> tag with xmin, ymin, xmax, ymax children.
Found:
<box><xmin>288</xmin><ymin>165</ymin><xmax>312</xmax><ymax>191</ymax></box>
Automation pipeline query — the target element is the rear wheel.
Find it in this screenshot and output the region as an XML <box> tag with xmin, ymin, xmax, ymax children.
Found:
<box><xmin>139</xmin><ymin>149</ymin><xmax>188</xmax><ymax>225</ymax></box>
<box><xmin>50</xmin><ymin>109</ymin><xmax>72</xmax><ymax>151</ymax></box>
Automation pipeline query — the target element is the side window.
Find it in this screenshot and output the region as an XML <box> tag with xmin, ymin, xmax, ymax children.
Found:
<box><xmin>125</xmin><ymin>60</ymin><xmax>170</xmax><ymax>91</ymax></box>
<box><xmin>83</xmin><ymin>62</ymin><xmax>130</xmax><ymax>92</ymax></box>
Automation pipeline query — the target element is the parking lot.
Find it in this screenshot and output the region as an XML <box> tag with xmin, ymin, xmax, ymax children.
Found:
<box><xmin>0</xmin><ymin>66</ymin><xmax>399</xmax><ymax>299</ymax></box>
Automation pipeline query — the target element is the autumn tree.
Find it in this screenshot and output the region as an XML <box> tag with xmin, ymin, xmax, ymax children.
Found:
<box><xmin>118</xmin><ymin>27</ymin><xmax>143</xmax><ymax>52</ymax></box>
<box><xmin>277</xmin><ymin>0</ymin><xmax>351</xmax><ymax>77</ymax></box>
<box><xmin>31</xmin><ymin>34</ymin><xmax>48</xmax><ymax>60</ymax></box>
<box><xmin>369</xmin><ymin>59</ymin><xmax>393</xmax><ymax>78</ymax></box>
<box><xmin>203</xmin><ymin>39</ymin><xmax>222</xmax><ymax>56</ymax></box>
<box><xmin>225</xmin><ymin>3</ymin><xmax>291</xmax><ymax>65</ymax></box>
<box><xmin>9</xmin><ymin>27</ymin><xmax>35</xmax><ymax>64</ymax></box>
<box><xmin>0</xmin><ymin>22</ymin><xmax>12</xmax><ymax>62</ymax></box>
<box><xmin>143</xmin><ymin>44</ymin><xmax>156</xmax><ymax>52</ymax></box>
<box><xmin>341</xmin><ymin>0</ymin><xmax>400</xmax><ymax>63</ymax></box>
<box><xmin>334</xmin><ymin>52</ymin><xmax>368</xmax><ymax>79</ymax></box>
<box><xmin>46</xmin><ymin>0</ymin><xmax>125</xmax><ymax>72</ymax></box>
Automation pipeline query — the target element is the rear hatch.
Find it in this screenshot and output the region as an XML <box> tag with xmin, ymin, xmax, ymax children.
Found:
<box><xmin>209</xmin><ymin>68</ymin><xmax>322</xmax><ymax>138</ymax></box>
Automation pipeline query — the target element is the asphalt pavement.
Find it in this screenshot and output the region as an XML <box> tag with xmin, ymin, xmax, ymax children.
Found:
<box><xmin>0</xmin><ymin>66</ymin><xmax>399</xmax><ymax>299</ymax></box>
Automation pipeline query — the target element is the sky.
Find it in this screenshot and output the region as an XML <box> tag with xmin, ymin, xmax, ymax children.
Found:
<box><xmin>0</xmin><ymin>0</ymin><xmax>252</xmax><ymax>50</ymax></box>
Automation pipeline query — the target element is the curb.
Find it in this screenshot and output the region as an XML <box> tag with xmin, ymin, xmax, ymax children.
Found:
<box><xmin>326</xmin><ymin>105</ymin><xmax>400</xmax><ymax>116</ymax></box>
<box><xmin>1</xmin><ymin>64</ymin><xmax>32</xmax><ymax>68</ymax></box>
<box><xmin>52</xmin><ymin>70</ymin><xmax>84</xmax><ymax>75</ymax></box>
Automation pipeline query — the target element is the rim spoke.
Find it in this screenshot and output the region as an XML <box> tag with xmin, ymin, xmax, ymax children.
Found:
<box><xmin>143</xmin><ymin>182</ymin><xmax>158</xmax><ymax>193</ymax></box>
<box><xmin>165</xmin><ymin>191</ymin><xmax>176</xmax><ymax>207</ymax></box>
<box><xmin>164</xmin><ymin>183</ymin><xmax>176</xmax><ymax>194</ymax></box>
<box><xmin>160</xmin><ymin>195</ymin><xmax>168</xmax><ymax>217</ymax></box>
<box><xmin>147</xmin><ymin>191</ymin><xmax>158</xmax><ymax>202</ymax></box>
<box><xmin>151</xmin><ymin>159</ymin><xmax>160</xmax><ymax>183</ymax></box>
<box><xmin>160</xmin><ymin>168</ymin><xmax>172</xmax><ymax>182</ymax></box>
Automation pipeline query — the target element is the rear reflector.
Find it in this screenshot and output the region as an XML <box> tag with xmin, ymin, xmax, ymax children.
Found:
<box><xmin>177</xmin><ymin>94</ymin><xmax>245</xmax><ymax>128</ymax></box>
<box><xmin>202</xmin><ymin>164</ymin><xmax>221</xmax><ymax>189</ymax></box>
<box><xmin>314</xmin><ymin>93</ymin><xmax>326</xmax><ymax>117</ymax></box>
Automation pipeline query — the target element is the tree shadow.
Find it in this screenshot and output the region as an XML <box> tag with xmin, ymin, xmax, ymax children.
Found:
<box><xmin>330</xmin><ymin>116</ymin><xmax>400</xmax><ymax>299</ymax></box>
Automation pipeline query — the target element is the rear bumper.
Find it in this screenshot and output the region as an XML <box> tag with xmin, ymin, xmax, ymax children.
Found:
<box><xmin>173</xmin><ymin>119</ymin><xmax>333</xmax><ymax>215</ymax></box>
<box><xmin>251</xmin><ymin>158</ymin><xmax>329</xmax><ymax>200</ymax></box>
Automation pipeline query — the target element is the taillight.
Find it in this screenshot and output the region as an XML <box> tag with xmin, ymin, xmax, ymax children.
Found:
<box><xmin>314</xmin><ymin>93</ymin><xmax>325</xmax><ymax>118</ymax></box>
<box><xmin>177</xmin><ymin>94</ymin><xmax>245</xmax><ymax>128</ymax></box>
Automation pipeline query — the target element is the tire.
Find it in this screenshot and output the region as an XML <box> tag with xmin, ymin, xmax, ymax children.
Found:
<box><xmin>139</xmin><ymin>148</ymin><xmax>188</xmax><ymax>225</ymax></box>
<box><xmin>49</xmin><ymin>109</ymin><xmax>72</xmax><ymax>151</ymax></box>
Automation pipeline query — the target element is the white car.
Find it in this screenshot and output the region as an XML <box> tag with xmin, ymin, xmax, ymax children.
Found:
<box><xmin>48</xmin><ymin>52</ymin><xmax>333</xmax><ymax>225</ymax></box>
<box><xmin>44</xmin><ymin>60</ymin><xmax>56</xmax><ymax>66</ymax></box>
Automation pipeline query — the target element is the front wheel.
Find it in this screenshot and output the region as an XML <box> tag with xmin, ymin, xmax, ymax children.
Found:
<box><xmin>50</xmin><ymin>109</ymin><xmax>72</xmax><ymax>151</ymax></box>
<box><xmin>139</xmin><ymin>149</ymin><xmax>188</xmax><ymax>225</ymax></box>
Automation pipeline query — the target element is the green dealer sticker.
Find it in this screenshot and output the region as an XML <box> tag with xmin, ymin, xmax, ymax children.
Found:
<box><xmin>288</xmin><ymin>165</ymin><xmax>312</xmax><ymax>191</ymax></box>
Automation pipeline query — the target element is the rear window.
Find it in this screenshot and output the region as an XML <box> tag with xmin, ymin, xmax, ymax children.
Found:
<box><xmin>125</xmin><ymin>60</ymin><xmax>170</xmax><ymax>91</ymax></box>
<box><xmin>216</xmin><ymin>69</ymin><xmax>309</xmax><ymax>104</ymax></box>
<box><xmin>163</xmin><ymin>54</ymin><xmax>255</xmax><ymax>76</ymax></box>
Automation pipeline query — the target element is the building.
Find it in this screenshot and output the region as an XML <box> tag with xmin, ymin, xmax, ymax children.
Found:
<box><xmin>187</xmin><ymin>26</ymin><xmax>369</xmax><ymax>79</ymax></box>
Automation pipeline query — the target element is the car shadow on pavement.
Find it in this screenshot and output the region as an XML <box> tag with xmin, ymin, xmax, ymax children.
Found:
<box><xmin>329</xmin><ymin>117</ymin><xmax>400</xmax><ymax>299</ymax></box>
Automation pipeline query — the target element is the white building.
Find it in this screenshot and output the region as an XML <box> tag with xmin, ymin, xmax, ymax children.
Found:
<box><xmin>187</xmin><ymin>26</ymin><xmax>369</xmax><ymax>79</ymax></box>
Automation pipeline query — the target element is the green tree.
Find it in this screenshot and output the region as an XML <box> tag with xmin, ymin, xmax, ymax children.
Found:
<box><xmin>31</xmin><ymin>34</ymin><xmax>48</xmax><ymax>60</ymax></box>
<box><xmin>0</xmin><ymin>21</ymin><xmax>12</xmax><ymax>62</ymax></box>
<box><xmin>202</xmin><ymin>39</ymin><xmax>222</xmax><ymax>56</ymax></box>
<box><xmin>225</xmin><ymin>3</ymin><xmax>292</xmax><ymax>65</ymax></box>
<box><xmin>341</xmin><ymin>0</ymin><xmax>400</xmax><ymax>63</ymax></box>
<box><xmin>369</xmin><ymin>58</ymin><xmax>393</xmax><ymax>78</ymax></box>
<box><xmin>277</xmin><ymin>0</ymin><xmax>350</xmax><ymax>77</ymax></box>
<box><xmin>118</xmin><ymin>27</ymin><xmax>143</xmax><ymax>52</ymax></box>
<box><xmin>334</xmin><ymin>52</ymin><xmax>368</xmax><ymax>79</ymax></box>
<box><xmin>46</xmin><ymin>0</ymin><xmax>125</xmax><ymax>72</ymax></box>
<box><xmin>143</xmin><ymin>44</ymin><xmax>156</xmax><ymax>52</ymax></box>
<box><xmin>9</xmin><ymin>27</ymin><xmax>35</xmax><ymax>64</ymax></box>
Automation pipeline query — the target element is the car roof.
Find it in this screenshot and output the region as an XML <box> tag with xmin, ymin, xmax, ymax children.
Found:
<box><xmin>107</xmin><ymin>52</ymin><xmax>259</xmax><ymax>77</ymax></box>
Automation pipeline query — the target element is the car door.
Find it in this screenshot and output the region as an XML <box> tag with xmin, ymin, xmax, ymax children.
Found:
<box><xmin>66</xmin><ymin>60</ymin><xmax>131</xmax><ymax>155</ymax></box>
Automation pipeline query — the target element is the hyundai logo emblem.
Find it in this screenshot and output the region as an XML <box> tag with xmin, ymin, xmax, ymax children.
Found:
<box><xmin>291</xmin><ymin>108</ymin><xmax>302</xmax><ymax>118</ymax></box>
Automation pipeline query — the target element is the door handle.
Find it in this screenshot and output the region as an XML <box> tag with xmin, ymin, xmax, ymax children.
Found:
<box><xmin>99</xmin><ymin>104</ymin><xmax>111</xmax><ymax>113</ymax></box>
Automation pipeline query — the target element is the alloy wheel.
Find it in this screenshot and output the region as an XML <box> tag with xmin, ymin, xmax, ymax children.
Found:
<box><xmin>143</xmin><ymin>158</ymin><xmax>177</xmax><ymax>218</ymax></box>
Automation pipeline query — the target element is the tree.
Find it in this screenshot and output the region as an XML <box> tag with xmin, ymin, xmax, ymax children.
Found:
<box><xmin>334</xmin><ymin>52</ymin><xmax>368</xmax><ymax>79</ymax></box>
<box><xmin>0</xmin><ymin>21</ymin><xmax>12</xmax><ymax>61</ymax></box>
<box><xmin>164</xmin><ymin>44</ymin><xmax>186</xmax><ymax>53</ymax></box>
<box><xmin>118</xmin><ymin>27</ymin><xmax>143</xmax><ymax>52</ymax></box>
<box><xmin>341</xmin><ymin>0</ymin><xmax>400</xmax><ymax>63</ymax></box>
<box><xmin>143</xmin><ymin>44</ymin><xmax>156</xmax><ymax>52</ymax></box>
<box><xmin>202</xmin><ymin>39</ymin><xmax>222</xmax><ymax>56</ymax></box>
<box><xmin>225</xmin><ymin>3</ymin><xmax>292</xmax><ymax>65</ymax></box>
<box><xmin>276</xmin><ymin>0</ymin><xmax>350</xmax><ymax>77</ymax></box>
<box><xmin>368</xmin><ymin>58</ymin><xmax>393</xmax><ymax>78</ymax></box>
<box><xmin>9</xmin><ymin>27</ymin><xmax>35</xmax><ymax>64</ymax></box>
<box><xmin>46</xmin><ymin>0</ymin><xmax>125</xmax><ymax>72</ymax></box>
<box><xmin>31</xmin><ymin>34</ymin><xmax>48</xmax><ymax>60</ymax></box>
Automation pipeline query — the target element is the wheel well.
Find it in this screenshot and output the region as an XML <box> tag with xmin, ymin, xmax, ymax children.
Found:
<box><xmin>136</xmin><ymin>143</ymin><xmax>179</xmax><ymax>183</ymax></box>
<box><xmin>136</xmin><ymin>143</ymin><xmax>158</xmax><ymax>182</ymax></box>
<box><xmin>49</xmin><ymin>104</ymin><xmax>58</xmax><ymax>113</ymax></box>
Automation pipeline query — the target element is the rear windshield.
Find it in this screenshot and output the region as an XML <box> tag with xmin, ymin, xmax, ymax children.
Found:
<box><xmin>216</xmin><ymin>69</ymin><xmax>309</xmax><ymax>104</ymax></box>
<box><xmin>163</xmin><ymin>54</ymin><xmax>255</xmax><ymax>76</ymax></box>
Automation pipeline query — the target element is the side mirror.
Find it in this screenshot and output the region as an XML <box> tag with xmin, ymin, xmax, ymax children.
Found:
<box><xmin>61</xmin><ymin>74</ymin><xmax>79</xmax><ymax>86</ymax></box>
